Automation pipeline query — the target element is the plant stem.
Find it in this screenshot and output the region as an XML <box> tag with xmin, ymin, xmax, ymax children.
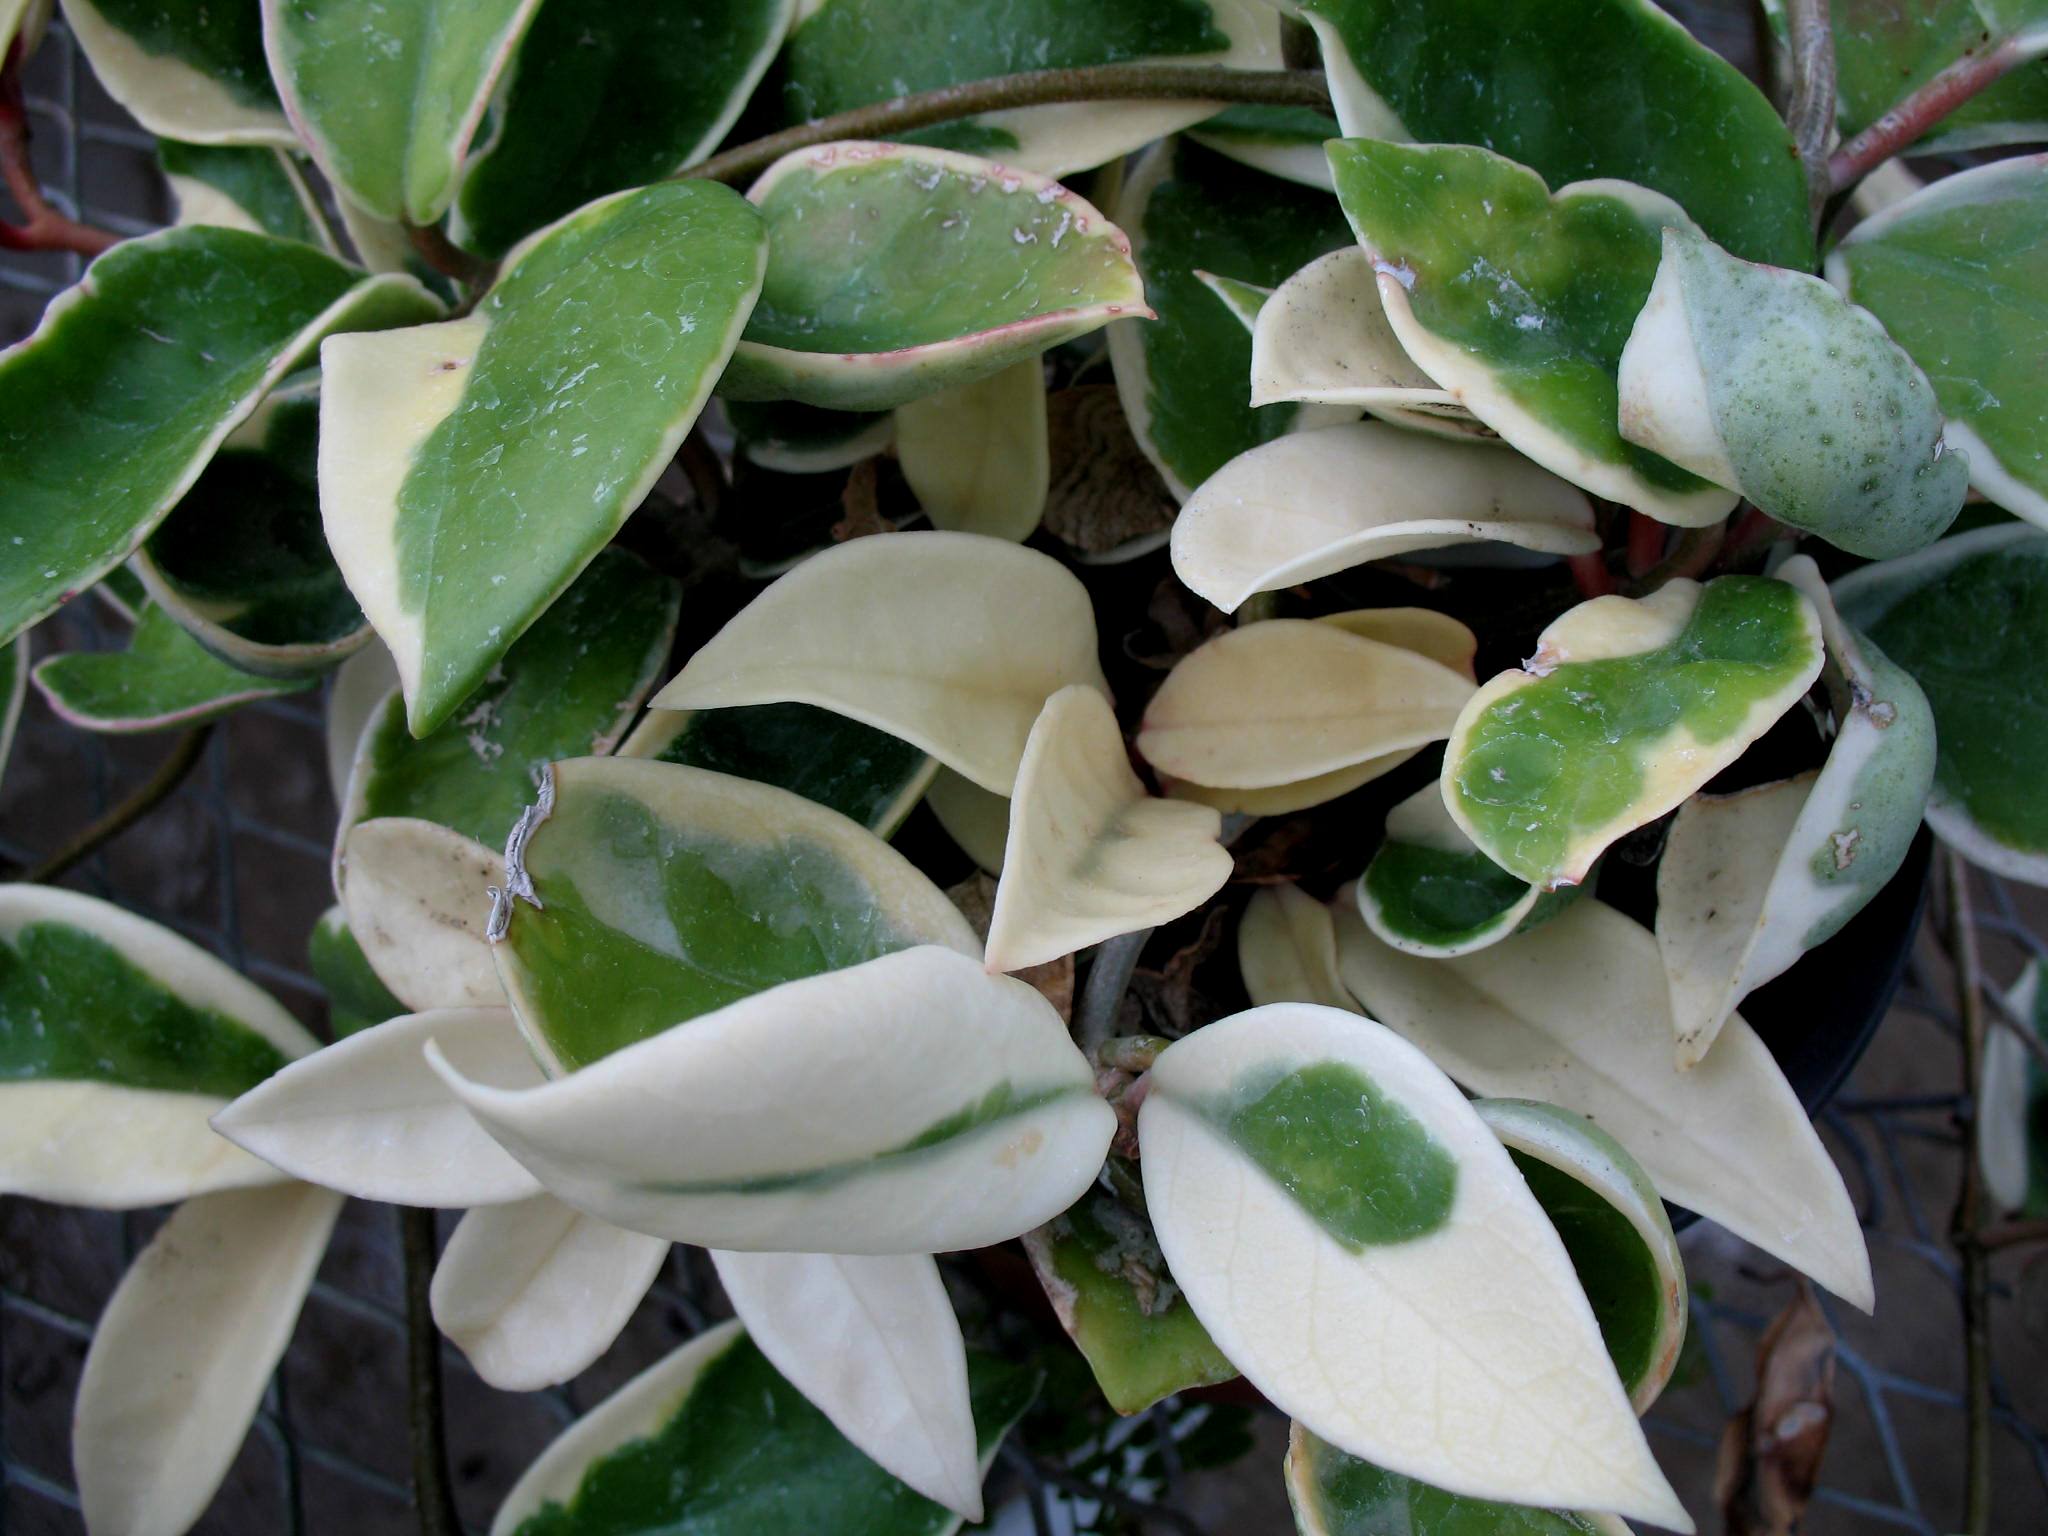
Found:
<box><xmin>1828</xmin><ymin>38</ymin><xmax>2027</xmax><ymax>194</ymax></box>
<box><xmin>1622</xmin><ymin>519</ymin><xmax>1726</xmax><ymax>596</ymax></box>
<box><xmin>1782</xmin><ymin>0</ymin><xmax>1838</xmax><ymax>222</ymax></box>
<box><xmin>401</xmin><ymin>1206</ymin><xmax>462</xmax><ymax>1536</ymax></box>
<box><xmin>0</xmin><ymin>41</ymin><xmax>119</xmax><ymax>257</ymax></box>
<box><xmin>1076</xmin><ymin>928</ymin><xmax>1151</xmax><ymax>1056</ymax></box>
<box><xmin>13</xmin><ymin>726</ymin><xmax>213</xmax><ymax>885</ymax></box>
<box><xmin>1943</xmin><ymin>849</ymin><xmax>1994</xmax><ymax>1536</ymax></box>
<box><xmin>684</xmin><ymin>66</ymin><xmax>1333</xmax><ymax>186</ymax></box>
<box><xmin>404</xmin><ymin>220</ymin><xmax>495</xmax><ymax>293</ymax></box>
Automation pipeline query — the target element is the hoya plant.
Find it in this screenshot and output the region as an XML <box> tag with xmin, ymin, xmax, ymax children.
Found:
<box><xmin>2</xmin><ymin>0</ymin><xmax>2043</xmax><ymax>1531</ymax></box>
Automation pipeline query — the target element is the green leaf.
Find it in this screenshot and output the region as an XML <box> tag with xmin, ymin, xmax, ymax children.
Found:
<box><xmin>1980</xmin><ymin>959</ymin><xmax>2048</xmax><ymax>1214</ymax></box>
<box><xmin>1293</xmin><ymin>0</ymin><xmax>1811</xmax><ymax>267</ymax></box>
<box><xmin>1327</xmin><ymin>139</ymin><xmax>1737</xmax><ymax>526</ymax></box>
<box><xmin>32</xmin><ymin>603</ymin><xmax>312</xmax><ymax>732</ymax></box>
<box><xmin>64</xmin><ymin>0</ymin><xmax>290</xmax><ymax>144</ymax></box>
<box><xmin>1109</xmin><ymin>136</ymin><xmax>1357</xmax><ymax>498</ymax></box>
<box><xmin>1187</xmin><ymin>104</ymin><xmax>1343</xmax><ymax>190</ymax></box>
<box><xmin>1834</xmin><ymin>524</ymin><xmax>2048</xmax><ymax>884</ymax></box>
<box><xmin>453</xmin><ymin>0</ymin><xmax>794</xmax><ymax>257</ymax></box>
<box><xmin>262</xmin><ymin>0</ymin><xmax>544</xmax><ymax>223</ymax></box>
<box><xmin>1444</xmin><ymin>575</ymin><xmax>1823</xmax><ymax>889</ymax></box>
<box><xmin>494</xmin><ymin>1320</ymin><xmax>1039</xmax><ymax>1536</ymax></box>
<box><xmin>307</xmin><ymin>906</ymin><xmax>404</xmax><ymax>1038</ymax></box>
<box><xmin>158</xmin><ymin>139</ymin><xmax>334</xmax><ymax>249</ymax></box>
<box><xmin>0</xmin><ymin>635</ymin><xmax>26</xmax><ymax>793</ymax></box>
<box><xmin>1192</xmin><ymin>268</ymin><xmax>1273</xmax><ymax>333</ymax></box>
<box><xmin>320</xmin><ymin>180</ymin><xmax>765</xmax><ymax>734</ymax></box>
<box><xmin>719</xmin><ymin>142</ymin><xmax>1147</xmax><ymax>411</ymax></box>
<box><xmin>0</xmin><ymin>227</ymin><xmax>440</xmax><ymax>648</ymax></box>
<box><xmin>1826</xmin><ymin>155</ymin><xmax>2048</xmax><ymax>530</ymax></box>
<box><xmin>723</xmin><ymin>399</ymin><xmax>895</xmax><ymax>474</ymax></box>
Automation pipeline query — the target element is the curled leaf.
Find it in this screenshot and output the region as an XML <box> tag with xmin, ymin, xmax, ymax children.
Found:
<box><xmin>1359</xmin><ymin>782</ymin><xmax>1576</xmax><ymax>959</ymax></box>
<box><xmin>1715</xmin><ymin>1284</ymin><xmax>1836</xmax><ymax>1536</ymax></box>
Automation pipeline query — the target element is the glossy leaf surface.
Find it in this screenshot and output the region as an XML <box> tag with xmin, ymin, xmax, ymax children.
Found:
<box><xmin>159</xmin><ymin>138</ymin><xmax>331</xmax><ymax>246</ymax></box>
<box><xmin>62</xmin><ymin>0</ymin><xmax>291</xmax><ymax>144</ymax></box>
<box><xmin>32</xmin><ymin>603</ymin><xmax>311</xmax><ymax>733</ymax></box>
<box><xmin>1359</xmin><ymin>782</ymin><xmax>1573</xmax><ymax>959</ymax></box>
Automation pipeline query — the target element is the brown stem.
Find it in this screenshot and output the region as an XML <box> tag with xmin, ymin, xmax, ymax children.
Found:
<box><xmin>1782</xmin><ymin>0</ymin><xmax>1838</xmax><ymax>222</ymax></box>
<box><xmin>684</xmin><ymin>66</ymin><xmax>1333</xmax><ymax>186</ymax></box>
<box><xmin>13</xmin><ymin>726</ymin><xmax>214</xmax><ymax>885</ymax></box>
<box><xmin>1624</xmin><ymin>510</ymin><xmax>1668</xmax><ymax>577</ymax></box>
<box><xmin>1979</xmin><ymin>1217</ymin><xmax>2048</xmax><ymax>1254</ymax></box>
<box><xmin>401</xmin><ymin>1206</ymin><xmax>462</xmax><ymax>1536</ymax></box>
<box><xmin>404</xmin><ymin>220</ymin><xmax>496</xmax><ymax>293</ymax></box>
<box><xmin>1567</xmin><ymin>549</ymin><xmax>1616</xmax><ymax>599</ymax></box>
<box><xmin>1944</xmin><ymin>850</ymin><xmax>1994</xmax><ymax>1535</ymax></box>
<box><xmin>1717</xmin><ymin>505</ymin><xmax>1789</xmax><ymax>570</ymax></box>
<box><xmin>1828</xmin><ymin>38</ymin><xmax>2027</xmax><ymax>194</ymax></box>
<box><xmin>0</xmin><ymin>41</ymin><xmax>119</xmax><ymax>257</ymax></box>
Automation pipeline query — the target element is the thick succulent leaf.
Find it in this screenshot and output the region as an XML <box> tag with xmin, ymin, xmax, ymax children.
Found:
<box><xmin>985</xmin><ymin>686</ymin><xmax>1230</xmax><ymax>973</ymax></box>
<box><xmin>1826</xmin><ymin>155</ymin><xmax>2048</xmax><ymax>529</ymax></box>
<box><xmin>1170</xmin><ymin>422</ymin><xmax>1595</xmax><ymax>613</ymax></box>
<box><xmin>324</xmin><ymin>640</ymin><xmax>397</xmax><ymax>804</ymax></box>
<box><xmin>1188</xmin><ymin>103</ymin><xmax>1343</xmax><ymax>190</ymax></box>
<box><xmin>1333</xmin><ymin>896</ymin><xmax>1873</xmax><ymax>1310</ymax></box>
<box><xmin>927</xmin><ymin>768</ymin><xmax>1011</xmax><ymax>874</ymax></box>
<box><xmin>711</xmin><ymin>1250</ymin><xmax>981</xmax><ymax>1518</ymax></box>
<box><xmin>321</xmin><ymin>182</ymin><xmax>763</xmax><ymax>734</ymax></box>
<box><xmin>1109</xmin><ymin>136</ymin><xmax>1357</xmax><ymax>499</ymax></box>
<box><xmin>490</xmin><ymin>757</ymin><xmax>979</xmax><ymax>1072</ymax></box>
<box><xmin>213</xmin><ymin>1007</ymin><xmax>544</xmax><ymax>1206</ymax></box>
<box><xmin>653</xmin><ymin>532</ymin><xmax>1108</xmax><ymax>796</ymax></box>
<box><xmin>1023</xmin><ymin>1184</ymin><xmax>1238</xmax><ymax>1414</ymax></box>
<box><xmin>338</xmin><ymin>818</ymin><xmax>506</xmax><ymax>1011</ymax></box>
<box><xmin>490</xmin><ymin>1320</ymin><xmax>1039</xmax><ymax>1536</ymax></box>
<box><xmin>1194</xmin><ymin>268</ymin><xmax>1273</xmax><ymax>333</ymax></box>
<box><xmin>1238</xmin><ymin>883</ymin><xmax>1361</xmax><ymax>1013</ymax></box>
<box><xmin>1833</xmin><ymin>524</ymin><xmax>2048</xmax><ymax>883</ymax></box>
<box><xmin>720</xmin><ymin>142</ymin><xmax>1147</xmax><ymax>411</ymax></box>
<box><xmin>61</xmin><ymin>0</ymin><xmax>292</xmax><ymax>144</ymax></box>
<box><xmin>438</xmin><ymin>945</ymin><xmax>1115</xmax><ymax>1252</ymax></box>
<box><xmin>1360</xmin><ymin>782</ymin><xmax>1576</xmax><ymax>959</ymax></box>
<box><xmin>724</xmin><ymin>399</ymin><xmax>897</xmax><ymax>474</ymax></box>
<box><xmin>307</xmin><ymin>906</ymin><xmax>403</xmax><ymax>1038</ymax></box>
<box><xmin>32</xmin><ymin>603</ymin><xmax>311</xmax><ymax>732</ymax></box>
<box><xmin>1619</xmin><ymin>227</ymin><xmax>1965</xmax><ymax>557</ymax></box>
<box><xmin>1979</xmin><ymin>960</ymin><xmax>2048</xmax><ymax>1213</ymax></box>
<box><xmin>158</xmin><ymin>138</ymin><xmax>334</xmax><ymax>248</ymax></box>
<box><xmin>895</xmin><ymin>360</ymin><xmax>1049</xmax><ymax>543</ymax></box>
<box><xmin>0</xmin><ymin>884</ymin><xmax>314</xmax><ymax>1207</ymax></box>
<box><xmin>1444</xmin><ymin>576</ymin><xmax>1824</xmax><ymax>889</ymax></box>
<box><xmin>453</xmin><ymin>0</ymin><xmax>794</xmax><ymax>257</ymax></box>
<box><xmin>0</xmin><ymin>636</ymin><xmax>27</xmax><ymax>791</ymax></box>
<box><xmin>1327</xmin><ymin>140</ymin><xmax>1738</xmax><ymax>527</ymax></box>
<box><xmin>0</xmin><ymin>227</ymin><xmax>439</xmax><ymax>647</ymax></box>
<box><xmin>1139</xmin><ymin>1004</ymin><xmax>1685</xmax><ymax>1526</ymax></box>
<box><xmin>73</xmin><ymin>1182</ymin><xmax>344</xmax><ymax>1536</ymax></box>
<box><xmin>261</xmin><ymin>0</ymin><xmax>542</xmax><ymax>223</ymax></box>
<box><xmin>1290</xmin><ymin>0</ymin><xmax>1810</xmax><ymax>267</ymax></box>
<box><xmin>433</xmin><ymin>1195</ymin><xmax>668</xmax><ymax>1390</ymax></box>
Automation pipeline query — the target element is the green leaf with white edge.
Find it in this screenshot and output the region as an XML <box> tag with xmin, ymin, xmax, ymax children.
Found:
<box><xmin>260</xmin><ymin>0</ymin><xmax>542</xmax><ymax>223</ymax></box>
<box><xmin>719</xmin><ymin>142</ymin><xmax>1147</xmax><ymax>412</ymax></box>
<box><xmin>158</xmin><ymin>138</ymin><xmax>335</xmax><ymax>250</ymax></box>
<box><xmin>1109</xmin><ymin>136</ymin><xmax>1358</xmax><ymax>500</ymax></box>
<box><xmin>1655</xmin><ymin>555</ymin><xmax>1935</xmax><ymax>1066</ymax></box>
<box><xmin>74</xmin><ymin>1182</ymin><xmax>344</xmax><ymax>1536</ymax></box>
<box><xmin>1188</xmin><ymin>104</ymin><xmax>1343</xmax><ymax>191</ymax></box>
<box><xmin>1169</xmin><ymin>421</ymin><xmax>1595</xmax><ymax>614</ymax></box>
<box><xmin>0</xmin><ymin>635</ymin><xmax>30</xmax><ymax>793</ymax></box>
<box><xmin>1138</xmin><ymin>1004</ymin><xmax>1686</xmax><ymax>1527</ymax></box>
<box><xmin>653</xmin><ymin>532</ymin><xmax>1108</xmax><ymax>796</ymax></box>
<box><xmin>1833</xmin><ymin>524</ymin><xmax>2048</xmax><ymax>884</ymax></box>
<box><xmin>895</xmin><ymin>360</ymin><xmax>1049</xmax><ymax>543</ymax></box>
<box><xmin>1332</xmin><ymin>894</ymin><xmax>1873</xmax><ymax>1310</ymax></box>
<box><xmin>0</xmin><ymin>884</ymin><xmax>315</xmax><ymax>1207</ymax></box>
<box><xmin>1193</xmin><ymin>268</ymin><xmax>1273</xmax><ymax>333</ymax></box>
<box><xmin>1979</xmin><ymin>959</ymin><xmax>2048</xmax><ymax>1214</ymax></box>
<box><xmin>1826</xmin><ymin>155</ymin><xmax>2048</xmax><ymax>530</ymax></box>
<box><xmin>711</xmin><ymin>1250</ymin><xmax>982</xmax><ymax>1518</ymax></box>
<box><xmin>441</xmin><ymin>946</ymin><xmax>1114</xmax><ymax>1252</ymax></box>
<box><xmin>434</xmin><ymin>1195</ymin><xmax>668</xmax><ymax>1391</ymax></box>
<box><xmin>324</xmin><ymin>639</ymin><xmax>398</xmax><ymax>805</ymax></box>
<box><xmin>488</xmin><ymin>756</ymin><xmax>979</xmax><ymax>1073</ymax></box>
<box><xmin>31</xmin><ymin>602</ymin><xmax>312</xmax><ymax>733</ymax></box>
<box><xmin>779</xmin><ymin>0</ymin><xmax>1279</xmax><ymax>178</ymax></box>
<box><xmin>212</xmin><ymin>1006</ymin><xmax>544</xmax><ymax>1207</ymax></box>
<box><xmin>985</xmin><ymin>685</ymin><xmax>1230</xmax><ymax>973</ymax></box>
<box><xmin>338</xmin><ymin>818</ymin><xmax>506</xmax><ymax>1012</ymax></box>
<box><xmin>61</xmin><ymin>0</ymin><xmax>292</xmax><ymax>144</ymax></box>
<box><xmin>1444</xmin><ymin>576</ymin><xmax>1824</xmax><ymax>890</ymax></box>
<box><xmin>0</xmin><ymin>226</ymin><xmax>440</xmax><ymax>648</ymax></box>
<box><xmin>307</xmin><ymin>906</ymin><xmax>403</xmax><ymax>1038</ymax></box>
<box><xmin>321</xmin><ymin>181</ymin><xmax>763</xmax><ymax>735</ymax></box>
<box><xmin>724</xmin><ymin>399</ymin><xmax>896</xmax><ymax>474</ymax></box>
<box><xmin>1238</xmin><ymin>883</ymin><xmax>1361</xmax><ymax>1014</ymax></box>
<box><xmin>1022</xmin><ymin>1184</ymin><xmax>1239</xmax><ymax>1415</ymax></box>
<box><xmin>452</xmin><ymin>0</ymin><xmax>794</xmax><ymax>257</ymax></box>
<box><xmin>1619</xmin><ymin>226</ymin><xmax>1966</xmax><ymax>558</ymax></box>
<box><xmin>927</xmin><ymin>768</ymin><xmax>1011</xmax><ymax>875</ymax></box>
<box><xmin>1327</xmin><ymin>140</ymin><xmax>1738</xmax><ymax>527</ymax></box>
<box><xmin>1289</xmin><ymin>0</ymin><xmax>1810</xmax><ymax>268</ymax></box>
<box><xmin>490</xmin><ymin>1319</ymin><xmax>1040</xmax><ymax>1536</ymax></box>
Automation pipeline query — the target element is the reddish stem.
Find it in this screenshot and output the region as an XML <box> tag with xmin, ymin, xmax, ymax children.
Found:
<box><xmin>1567</xmin><ymin>550</ymin><xmax>1615</xmax><ymax>599</ymax></box>
<box><xmin>1828</xmin><ymin>38</ymin><xmax>2027</xmax><ymax>194</ymax></box>
<box><xmin>1624</xmin><ymin>511</ymin><xmax>1669</xmax><ymax>578</ymax></box>
<box><xmin>0</xmin><ymin>41</ymin><xmax>120</xmax><ymax>258</ymax></box>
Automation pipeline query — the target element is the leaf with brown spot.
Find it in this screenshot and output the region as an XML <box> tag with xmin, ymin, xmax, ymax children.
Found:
<box><xmin>1042</xmin><ymin>386</ymin><xmax>1175</xmax><ymax>558</ymax></box>
<box><xmin>946</xmin><ymin>873</ymin><xmax>1074</xmax><ymax>1023</ymax></box>
<box><xmin>1716</xmin><ymin>1282</ymin><xmax>1836</xmax><ymax>1536</ymax></box>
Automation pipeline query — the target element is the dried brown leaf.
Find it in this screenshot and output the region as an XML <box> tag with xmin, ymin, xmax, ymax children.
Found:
<box><xmin>1716</xmin><ymin>1282</ymin><xmax>1837</xmax><ymax>1536</ymax></box>
<box><xmin>1042</xmin><ymin>386</ymin><xmax>1175</xmax><ymax>557</ymax></box>
<box><xmin>831</xmin><ymin>459</ymin><xmax>891</xmax><ymax>542</ymax></box>
<box><xmin>1130</xmin><ymin>907</ymin><xmax>1231</xmax><ymax>1037</ymax></box>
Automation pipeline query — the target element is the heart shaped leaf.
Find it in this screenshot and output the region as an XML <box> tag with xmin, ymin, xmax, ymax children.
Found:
<box><xmin>1238</xmin><ymin>883</ymin><xmax>1360</xmax><ymax>1013</ymax></box>
<box><xmin>338</xmin><ymin>818</ymin><xmax>506</xmax><ymax>1012</ymax></box>
<box><xmin>158</xmin><ymin>139</ymin><xmax>335</xmax><ymax>248</ymax></box>
<box><xmin>895</xmin><ymin>360</ymin><xmax>1050</xmax><ymax>543</ymax></box>
<box><xmin>63</xmin><ymin>0</ymin><xmax>291</xmax><ymax>144</ymax></box>
<box><xmin>33</xmin><ymin>602</ymin><xmax>312</xmax><ymax>732</ymax></box>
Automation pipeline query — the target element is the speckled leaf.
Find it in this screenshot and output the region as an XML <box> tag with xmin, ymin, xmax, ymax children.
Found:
<box><xmin>320</xmin><ymin>181</ymin><xmax>764</xmax><ymax>734</ymax></box>
<box><xmin>158</xmin><ymin>138</ymin><xmax>334</xmax><ymax>249</ymax></box>
<box><xmin>1139</xmin><ymin>1004</ymin><xmax>1684</xmax><ymax>1525</ymax></box>
<box><xmin>61</xmin><ymin>0</ymin><xmax>291</xmax><ymax>144</ymax></box>
<box><xmin>32</xmin><ymin>603</ymin><xmax>311</xmax><ymax>733</ymax></box>
<box><xmin>307</xmin><ymin>906</ymin><xmax>403</xmax><ymax>1038</ymax></box>
<box><xmin>895</xmin><ymin>360</ymin><xmax>1049</xmax><ymax>542</ymax></box>
<box><xmin>1327</xmin><ymin>140</ymin><xmax>1738</xmax><ymax>526</ymax></box>
<box><xmin>1826</xmin><ymin>155</ymin><xmax>2048</xmax><ymax>529</ymax></box>
<box><xmin>1444</xmin><ymin>576</ymin><xmax>1824</xmax><ymax>889</ymax></box>
<box><xmin>0</xmin><ymin>226</ymin><xmax>439</xmax><ymax>648</ymax></box>
<box><xmin>1188</xmin><ymin>103</ymin><xmax>1342</xmax><ymax>190</ymax></box>
<box><xmin>1237</xmin><ymin>883</ymin><xmax>1360</xmax><ymax>1013</ymax></box>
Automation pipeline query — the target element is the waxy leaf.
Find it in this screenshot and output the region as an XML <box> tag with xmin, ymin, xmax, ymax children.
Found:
<box><xmin>1979</xmin><ymin>960</ymin><xmax>2048</xmax><ymax>1214</ymax></box>
<box><xmin>1359</xmin><ymin>782</ymin><xmax>1575</xmax><ymax>959</ymax></box>
<box><xmin>434</xmin><ymin>1195</ymin><xmax>668</xmax><ymax>1390</ymax></box>
<box><xmin>720</xmin><ymin>142</ymin><xmax>1147</xmax><ymax>411</ymax></box>
<box><xmin>1188</xmin><ymin>103</ymin><xmax>1343</xmax><ymax>191</ymax></box>
<box><xmin>1170</xmin><ymin>421</ymin><xmax>1595</xmax><ymax>613</ymax></box>
<box><xmin>1826</xmin><ymin>155</ymin><xmax>2048</xmax><ymax>529</ymax></box>
<box><xmin>262</xmin><ymin>0</ymin><xmax>542</xmax><ymax>223</ymax></box>
<box><xmin>1444</xmin><ymin>576</ymin><xmax>1824</xmax><ymax>889</ymax></box>
<box><xmin>1333</xmin><ymin>896</ymin><xmax>1873</xmax><ymax>1309</ymax></box>
<box><xmin>927</xmin><ymin>768</ymin><xmax>1011</xmax><ymax>874</ymax></box>
<box><xmin>1139</xmin><ymin>1004</ymin><xmax>1685</xmax><ymax>1525</ymax></box>
<box><xmin>653</xmin><ymin>532</ymin><xmax>1109</xmax><ymax>796</ymax></box>
<box><xmin>0</xmin><ymin>884</ymin><xmax>314</xmax><ymax>1206</ymax></box>
<box><xmin>1619</xmin><ymin>227</ymin><xmax>1966</xmax><ymax>558</ymax></box>
<box><xmin>1327</xmin><ymin>140</ymin><xmax>1737</xmax><ymax>527</ymax></box>
<box><xmin>213</xmin><ymin>1007</ymin><xmax>544</xmax><ymax>1207</ymax></box>
<box><xmin>338</xmin><ymin>818</ymin><xmax>506</xmax><ymax>1012</ymax></box>
<box><xmin>159</xmin><ymin>138</ymin><xmax>334</xmax><ymax>248</ymax></box>
<box><xmin>322</xmin><ymin>182</ymin><xmax>763</xmax><ymax>733</ymax></box>
<box><xmin>491</xmin><ymin>1319</ymin><xmax>1039</xmax><ymax>1536</ymax></box>
<box><xmin>1237</xmin><ymin>883</ymin><xmax>1360</xmax><ymax>1014</ymax></box>
<box><xmin>32</xmin><ymin>603</ymin><xmax>312</xmax><ymax>732</ymax></box>
<box><xmin>895</xmin><ymin>360</ymin><xmax>1049</xmax><ymax>543</ymax></box>
<box><xmin>725</xmin><ymin>398</ymin><xmax>896</xmax><ymax>474</ymax></box>
<box><xmin>1291</xmin><ymin>0</ymin><xmax>1810</xmax><ymax>267</ymax></box>
<box><xmin>0</xmin><ymin>226</ymin><xmax>439</xmax><ymax>648</ymax></box>
<box><xmin>74</xmin><ymin>1182</ymin><xmax>344</xmax><ymax>1536</ymax></box>
<box><xmin>1193</xmin><ymin>268</ymin><xmax>1273</xmax><ymax>334</ymax></box>
<box><xmin>307</xmin><ymin>906</ymin><xmax>403</xmax><ymax>1038</ymax></box>
<box><xmin>324</xmin><ymin>639</ymin><xmax>397</xmax><ymax>803</ymax></box>
<box><xmin>985</xmin><ymin>686</ymin><xmax>1230</xmax><ymax>973</ymax></box>
<box><xmin>1833</xmin><ymin>524</ymin><xmax>2048</xmax><ymax>884</ymax></box>
<box><xmin>62</xmin><ymin>0</ymin><xmax>291</xmax><ymax>144</ymax></box>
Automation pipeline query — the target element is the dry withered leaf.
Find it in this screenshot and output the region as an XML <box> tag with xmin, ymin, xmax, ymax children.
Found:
<box><xmin>1130</xmin><ymin>906</ymin><xmax>1231</xmax><ymax>1037</ymax></box>
<box><xmin>1716</xmin><ymin>1281</ymin><xmax>1837</xmax><ymax>1536</ymax></box>
<box><xmin>831</xmin><ymin>459</ymin><xmax>891</xmax><ymax>542</ymax></box>
<box><xmin>1043</xmin><ymin>386</ymin><xmax>1175</xmax><ymax>557</ymax></box>
<box><xmin>944</xmin><ymin>872</ymin><xmax>1075</xmax><ymax>1022</ymax></box>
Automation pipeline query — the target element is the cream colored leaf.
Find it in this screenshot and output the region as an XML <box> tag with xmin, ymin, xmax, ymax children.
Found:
<box><xmin>896</xmin><ymin>360</ymin><xmax>1049</xmax><ymax>543</ymax></box>
<box><xmin>324</xmin><ymin>641</ymin><xmax>397</xmax><ymax>807</ymax></box>
<box><xmin>1979</xmin><ymin>961</ymin><xmax>2039</xmax><ymax>1213</ymax></box>
<box><xmin>927</xmin><ymin>767</ymin><xmax>1010</xmax><ymax>875</ymax></box>
<box><xmin>1163</xmin><ymin>749</ymin><xmax>1417</xmax><ymax>816</ymax></box>
<box><xmin>1249</xmin><ymin>247</ymin><xmax>1464</xmax><ymax>414</ymax></box>
<box><xmin>338</xmin><ymin>817</ymin><xmax>506</xmax><ymax>1012</ymax></box>
<box><xmin>1237</xmin><ymin>884</ymin><xmax>1361</xmax><ymax>1013</ymax></box>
